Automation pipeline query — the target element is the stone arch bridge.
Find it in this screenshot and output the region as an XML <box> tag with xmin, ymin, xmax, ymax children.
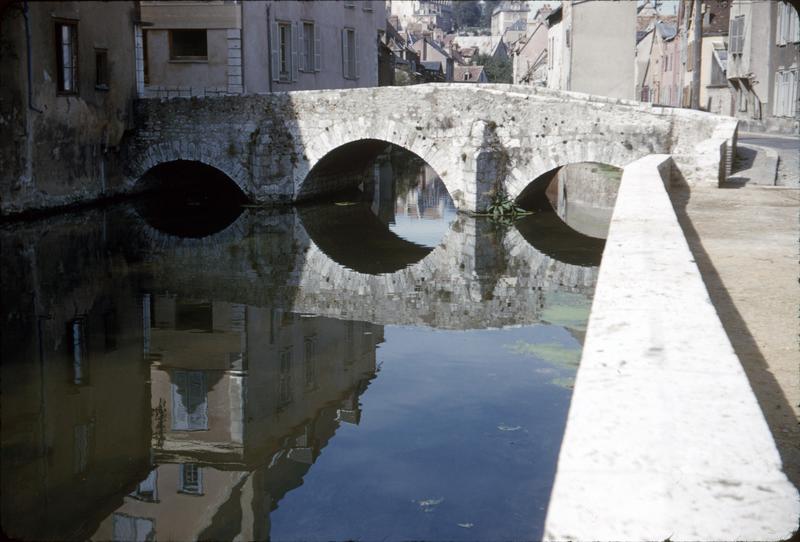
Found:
<box><xmin>126</xmin><ymin>83</ymin><xmax>738</xmax><ymax>213</ymax></box>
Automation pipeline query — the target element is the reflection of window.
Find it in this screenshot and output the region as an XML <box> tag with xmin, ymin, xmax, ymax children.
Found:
<box><xmin>304</xmin><ymin>337</ymin><xmax>317</xmax><ymax>390</ymax></box>
<box><xmin>172</xmin><ymin>371</ymin><xmax>208</xmax><ymax>430</ymax></box>
<box><xmin>112</xmin><ymin>513</ymin><xmax>155</xmax><ymax>542</ymax></box>
<box><xmin>55</xmin><ymin>21</ymin><xmax>78</xmax><ymax>94</ymax></box>
<box><xmin>179</xmin><ymin>463</ymin><xmax>203</xmax><ymax>494</ymax></box>
<box><xmin>130</xmin><ymin>469</ymin><xmax>158</xmax><ymax>502</ymax></box>
<box><xmin>95</xmin><ymin>48</ymin><xmax>109</xmax><ymax>90</ymax></box>
<box><xmin>70</xmin><ymin>318</ymin><xmax>89</xmax><ymax>385</ymax></box>
<box><xmin>345</xmin><ymin>321</ymin><xmax>355</xmax><ymax>365</ymax></box>
<box><xmin>279</xmin><ymin>347</ymin><xmax>293</xmax><ymax>407</ymax></box>
<box><xmin>169</xmin><ymin>29</ymin><xmax>208</xmax><ymax>60</ymax></box>
<box><xmin>74</xmin><ymin>422</ymin><xmax>94</xmax><ymax>475</ymax></box>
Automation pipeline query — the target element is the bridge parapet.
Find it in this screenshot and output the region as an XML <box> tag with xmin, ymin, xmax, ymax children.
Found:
<box><xmin>126</xmin><ymin>84</ymin><xmax>738</xmax><ymax>212</ymax></box>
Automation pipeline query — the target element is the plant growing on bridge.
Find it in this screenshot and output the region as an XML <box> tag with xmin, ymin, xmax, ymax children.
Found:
<box><xmin>482</xmin><ymin>190</ymin><xmax>531</xmax><ymax>224</ymax></box>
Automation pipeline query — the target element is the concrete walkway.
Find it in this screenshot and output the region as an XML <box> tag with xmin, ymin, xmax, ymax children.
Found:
<box><xmin>671</xmin><ymin>137</ymin><xmax>800</xmax><ymax>514</ymax></box>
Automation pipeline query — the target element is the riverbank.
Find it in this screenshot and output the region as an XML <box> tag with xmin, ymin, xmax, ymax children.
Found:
<box><xmin>671</xmin><ymin>180</ymin><xmax>800</xmax><ymax>497</ymax></box>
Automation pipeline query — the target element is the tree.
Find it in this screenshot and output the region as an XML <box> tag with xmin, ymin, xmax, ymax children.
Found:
<box><xmin>454</xmin><ymin>0</ymin><xmax>482</xmax><ymax>29</ymax></box>
<box><xmin>480</xmin><ymin>0</ymin><xmax>501</xmax><ymax>28</ymax></box>
<box><xmin>473</xmin><ymin>52</ymin><xmax>512</xmax><ymax>84</ymax></box>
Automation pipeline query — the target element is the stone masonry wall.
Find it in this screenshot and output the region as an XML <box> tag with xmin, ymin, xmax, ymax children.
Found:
<box><xmin>125</xmin><ymin>83</ymin><xmax>739</xmax><ymax>214</ymax></box>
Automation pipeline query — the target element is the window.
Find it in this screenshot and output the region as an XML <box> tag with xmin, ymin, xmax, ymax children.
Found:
<box><xmin>272</xmin><ymin>21</ymin><xmax>297</xmax><ymax>82</ymax></box>
<box><xmin>179</xmin><ymin>463</ymin><xmax>203</xmax><ymax>494</ymax></box>
<box><xmin>169</xmin><ymin>29</ymin><xmax>207</xmax><ymax>61</ymax></box>
<box><xmin>300</xmin><ymin>21</ymin><xmax>321</xmax><ymax>72</ymax></box>
<box><xmin>342</xmin><ymin>28</ymin><xmax>358</xmax><ymax>79</ymax></box>
<box><xmin>641</xmin><ymin>85</ymin><xmax>650</xmax><ymax>102</ymax></box>
<box><xmin>171</xmin><ymin>370</ymin><xmax>208</xmax><ymax>430</ymax></box>
<box><xmin>774</xmin><ymin>70</ymin><xmax>799</xmax><ymax>117</ymax></box>
<box><xmin>95</xmin><ymin>49</ymin><xmax>109</xmax><ymax>90</ymax></box>
<box><xmin>304</xmin><ymin>336</ymin><xmax>317</xmax><ymax>390</ymax></box>
<box><xmin>777</xmin><ymin>1</ymin><xmax>800</xmax><ymax>45</ymax></box>
<box><xmin>55</xmin><ymin>21</ymin><xmax>78</xmax><ymax>94</ymax></box>
<box><xmin>730</xmin><ymin>16</ymin><xmax>744</xmax><ymax>55</ymax></box>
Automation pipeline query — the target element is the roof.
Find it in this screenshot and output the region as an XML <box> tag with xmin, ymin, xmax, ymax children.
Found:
<box><xmin>703</xmin><ymin>0</ymin><xmax>730</xmax><ymax>36</ymax></box>
<box><xmin>454</xmin><ymin>65</ymin><xmax>486</xmax><ymax>82</ymax></box>
<box><xmin>452</xmin><ymin>35</ymin><xmax>504</xmax><ymax>57</ymax></box>
<box><xmin>421</xmin><ymin>60</ymin><xmax>443</xmax><ymax>72</ymax></box>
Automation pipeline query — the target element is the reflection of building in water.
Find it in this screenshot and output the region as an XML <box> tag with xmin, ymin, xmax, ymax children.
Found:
<box><xmin>0</xmin><ymin>218</ymin><xmax>151</xmax><ymax>541</ymax></box>
<box><xmin>359</xmin><ymin>148</ymin><xmax>455</xmax><ymax>225</ymax></box>
<box><xmin>393</xmin><ymin>163</ymin><xmax>453</xmax><ymax>221</ymax></box>
<box><xmin>90</xmin><ymin>296</ymin><xmax>381</xmax><ymax>541</ymax></box>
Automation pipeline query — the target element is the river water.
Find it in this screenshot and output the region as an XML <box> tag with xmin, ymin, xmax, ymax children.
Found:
<box><xmin>1</xmin><ymin>149</ymin><xmax>605</xmax><ymax>541</ymax></box>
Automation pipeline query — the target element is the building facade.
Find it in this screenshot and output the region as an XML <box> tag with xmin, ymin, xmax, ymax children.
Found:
<box><xmin>546</xmin><ymin>1</ymin><xmax>637</xmax><ymax>100</ymax></box>
<box><xmin>139</xmin><ymin>0</ymin><xmax>386</xmax><ymax>96</ymax></box>
<box><xmin>0</xmin><ymin>1</ymin><xmax>139</xmax><ymax>215</ymax></box>
<box><xmin>728</xmin><ymin>0</ymin><xmax>799</xmax><ymax>130</ymax></box>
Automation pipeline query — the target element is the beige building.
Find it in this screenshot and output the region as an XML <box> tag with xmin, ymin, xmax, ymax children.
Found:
<box><xmin>546</xmin><ymin>1</ymin><xmax>637</xmax><ymax>100</ymax></box>
<box><xmin>679</xmin><ymin>0</ymin><xmax>732</xmax><ymax>115</ymax></box>
<box><xmin>728</xmin><ymin>0</ymin><xmax>799</xmax><ymax>131</ymax></box>
<box><xmin>0</xmin><ymin>1</ymin><xmax>139</xmax><ymax>215</ymax></box>
<box><xmin>139</xmin><ymin>0</ymin><xmax>386</xmax><ymax>96</ymax></box>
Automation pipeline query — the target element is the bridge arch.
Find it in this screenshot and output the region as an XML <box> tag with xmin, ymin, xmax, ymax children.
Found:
<box><xmin>294</xmin><ymin>119</ymin><xmax>465</xmax><ymax>208</ymax></box>
<box><xmin>504</xmin><ymin>144</ymin><xmax>632</xmax><ymax>204</ymax></box>
<box><xmin>131</xmin><ymin>142</ymin><xmax>252</xmax><ymax>200</ymax></box>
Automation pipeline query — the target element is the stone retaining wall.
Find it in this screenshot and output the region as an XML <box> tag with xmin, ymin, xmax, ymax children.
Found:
<box><xmin>543</xmin><ymin>154</ymin><xmax>799</xmax><ymax>541</ymax></box>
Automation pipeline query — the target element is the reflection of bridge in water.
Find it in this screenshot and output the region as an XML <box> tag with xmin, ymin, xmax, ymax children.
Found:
<box><xmin>139</xmin><ymin>207</ymin><xmax>599</xmax><ymax>330</ymax></box>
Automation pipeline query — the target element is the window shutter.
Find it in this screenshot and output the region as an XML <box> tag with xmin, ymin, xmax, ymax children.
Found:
<box><xmin>354</xmin><ymin>30</ymin><xmax>359</xmax><ymax>79</ymax></box>
<box><xmin>292</xmin><ymin>22</ymin><xmax>299</xmax><ymax>81</ymax></box>
<box><xmin>271</xmin><ymin>21</ymin><xmax>280</xmax><ymax>82</ymax></box>
<box><xmin>314</xmin><ymin>24</ymin><xmax>321</xmax><ymax>71</ymax></box>
<box><xmin>298</xmin><ymin>23</ymin><xmax>306</xmax><ymax>72</ymax></box>
<box><xmin>342</xmin><ymin>28</ymin><xmax>348</xmax><ymax>77</ymax></box>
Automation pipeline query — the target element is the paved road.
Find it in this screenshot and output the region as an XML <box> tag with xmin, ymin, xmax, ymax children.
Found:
<box><xmin>739</xmin><ymin>132</ymin><xmax>799</xmax><ymax>187</ymax></box>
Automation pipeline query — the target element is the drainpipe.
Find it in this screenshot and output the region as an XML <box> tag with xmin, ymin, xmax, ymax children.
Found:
<box><xmin>690</xmin><ymin>0</ymin><xmax>702</xmax><ymax>109</ymax></box>
<box><xmin>266</xmin><ymin>2</ymin><xmax>273</xmax><ymax>93</ymax></box>
<box><xmin>22</xmin><ymin>0</ymin><xmax>43</xmax><ymax>113</ymax></box>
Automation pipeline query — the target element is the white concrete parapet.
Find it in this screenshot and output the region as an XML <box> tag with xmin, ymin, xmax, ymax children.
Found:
<box><xmin>543</xmin><ymin>154</ymin><xmax>799</xmax><ymax>541</ymax></box>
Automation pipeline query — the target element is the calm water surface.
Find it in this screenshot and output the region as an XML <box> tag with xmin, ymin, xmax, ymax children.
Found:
<box><xmin>1</xmin><ymin>149</ymin><xmax>604</xmax><ymax>541</ymax></box>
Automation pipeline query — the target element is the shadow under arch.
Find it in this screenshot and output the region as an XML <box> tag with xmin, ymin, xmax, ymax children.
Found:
<box><xmin>134</xmin><ymin>160</ymin><xmax>247</xmax><ymax>239</ymax></box>
<box><xmin>296</xmin><ymin>135</ymin><xmax>462</xmax><ymax>208</ymax></box>
<box><xmin>297</xmin><ymin>203</ymin><xmax>433</xmax><ymax>275</ymax></box>
<box><xmin>515</xmin><ymin>161</ymin><xmax>623</xmax><ymax>241</ymax></box>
